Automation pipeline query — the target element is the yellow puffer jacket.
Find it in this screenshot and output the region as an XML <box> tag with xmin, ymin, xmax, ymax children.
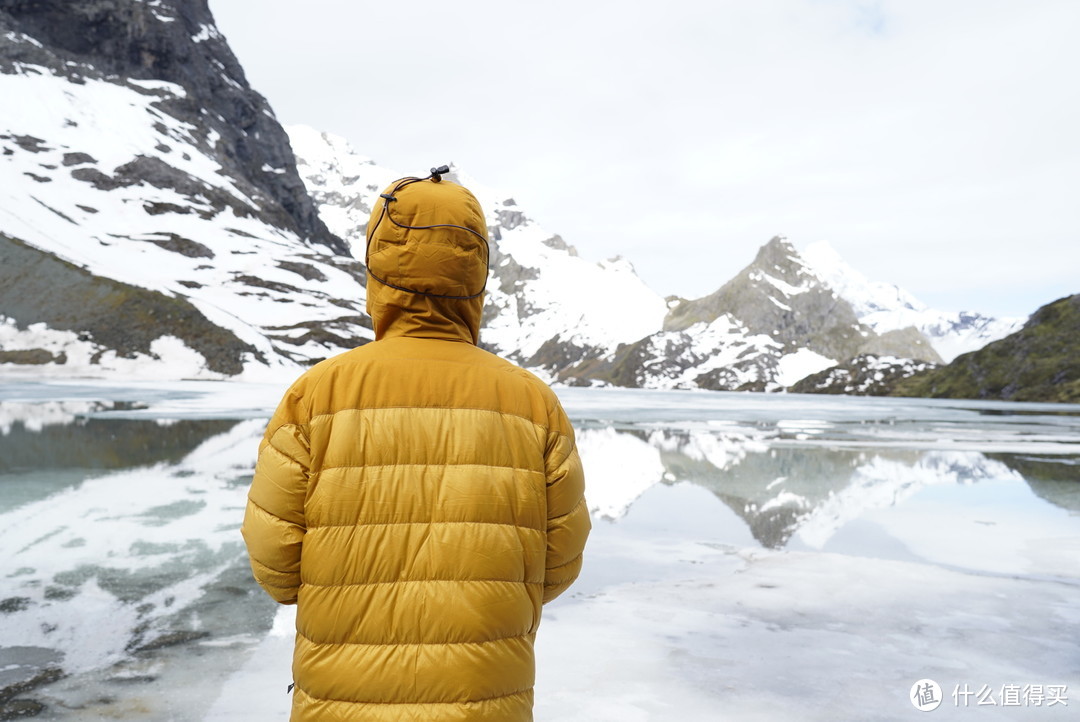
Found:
<box><xmin>242</xmin><ymin>175</ymin><xmax>590</xmax><ymax>721</ymax></box>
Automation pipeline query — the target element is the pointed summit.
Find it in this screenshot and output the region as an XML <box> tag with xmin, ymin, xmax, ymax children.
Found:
<box><xmin>752</xmin><ymin>235</ymin><xmax>799</xmax><ymax>265</ymax></box>
<box><xmin>664</xmin><ymin>235</ymin><xmax>868</xmax><ymax>360</ymax></box>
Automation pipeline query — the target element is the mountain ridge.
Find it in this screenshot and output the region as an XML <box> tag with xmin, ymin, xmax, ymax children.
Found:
<box><xmin>556</xmin><ymin>235</ymin><xmax>940</xmax><ymax>391</ymax></box>
<box><xmin>0</xmin><ymin>3</ymin><xmax>1048</xmax><ymax>395</ymax></box>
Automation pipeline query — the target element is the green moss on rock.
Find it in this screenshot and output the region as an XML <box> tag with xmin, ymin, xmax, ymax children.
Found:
<box><xmin>0</xmin><ymin>233</ymin><xmax>256</xmax><ymax>375</ymax></box>
<box><xmin>0</xmin><ymin>349</ymin><xmax>66</xmax><ymax>365</ymax></box>
<box><xmin>895</xmin><ymin>294</ymin><xmax>1080</xmax><ymax>403</ymax></box>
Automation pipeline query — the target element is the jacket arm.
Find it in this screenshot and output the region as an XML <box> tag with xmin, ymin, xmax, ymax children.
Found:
<box><xmin>241</xmin><ymin>420</ymin><xmax>310</xmax><ymax>605</ymax></box>
<box><xmin>543</xmin><ymin>433</ymin><xmax>591</xmax><ymax>603</ymax></box>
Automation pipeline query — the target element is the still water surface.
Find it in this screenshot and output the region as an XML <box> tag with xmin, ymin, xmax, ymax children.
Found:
<box><xmin>0</xmin><ymin>381</ymin><xmax>1077</xmax><ymax>719</ymax></box>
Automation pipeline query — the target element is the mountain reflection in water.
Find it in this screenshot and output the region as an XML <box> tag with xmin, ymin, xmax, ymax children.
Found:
<box><xmin>0</xmin><ymin>383</ymin><xmax>1077</xmax><ymax>720</ymax></box>
<box><xmin>0</xmin><ymin>400</ymin><xmax>238</xmax><ymax>514</ymax></box>
<box><xmin>587</xmin><ymin>427</ymin><xmax>1079</xmax><ymax>549</ymax></box>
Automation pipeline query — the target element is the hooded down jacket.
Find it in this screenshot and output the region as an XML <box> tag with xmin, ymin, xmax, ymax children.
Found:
<box><xmin>241</xmin><ymin>175</ymin><xmax>590</xmax><ymax>721</ymax></box>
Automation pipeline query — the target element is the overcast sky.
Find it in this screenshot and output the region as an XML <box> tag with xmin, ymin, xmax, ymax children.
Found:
<box><xmin>211</xmin><ymin>0</ymin><xmax>1078</xmax><ymax>319</ymax></box>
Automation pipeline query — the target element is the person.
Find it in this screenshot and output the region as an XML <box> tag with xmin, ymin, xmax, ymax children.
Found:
<box><xmin>241</xmin><ymin>168</ymin><xmax>591</xmax><ymax>721</ymax></box>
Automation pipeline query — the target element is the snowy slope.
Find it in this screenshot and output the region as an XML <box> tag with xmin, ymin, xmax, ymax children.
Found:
<box><xmin>0</xmin><ymin>11</ymin><xmax>372</xmax><ymax>379</ymax></box>
<box><xmin>285</xmin><ymin>126</ymin><xmax>669</xmax><ymax>377</ymax></box>
<box><xmin>286</xmin><ymin>125</ymin><xmax>398</xmax><ymax>256</ymax></box>
<box><xmin>0</xmin><ymin>70</ymin><xmax>369</xmax><ymax>377</ymax></box>
<box><xmin>802</xmin><ymin>241</ymin><xmax>1023</xmax><ymax>362</ymax></box>
<box><xmin>586</xmin><ymin>314</ymin><xmax>792</xmax><ymax>391</ymax></box>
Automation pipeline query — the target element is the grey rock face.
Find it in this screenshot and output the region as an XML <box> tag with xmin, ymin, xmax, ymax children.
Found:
<box><xmin>858</xmin><ymin>327</ymin><xmax>943</xmax><ymax>364</ymax></box>
<box><xmin>665</xmin><ymin>236</ymin><xmax>870</xmax><ymax>359</ymax></box>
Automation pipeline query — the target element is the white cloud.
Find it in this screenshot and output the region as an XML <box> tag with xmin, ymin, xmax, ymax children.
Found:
<box><xmin>211</xmin><ymin>0</ymin><xmax>1080</xmax><ymax>317</ymax></box>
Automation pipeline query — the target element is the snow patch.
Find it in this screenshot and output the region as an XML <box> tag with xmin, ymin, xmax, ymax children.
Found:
<box><xmin>774</xmin><ymin>348</ymin><xmax>835</xmax><ymax>387</ymax></box>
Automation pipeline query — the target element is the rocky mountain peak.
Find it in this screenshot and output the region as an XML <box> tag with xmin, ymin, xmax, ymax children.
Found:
<box><xmin>0</xmin><ymin>0</ymin><xmax>341</xmax><ymax>254</ymax></box>
<box><xmin>753</xmin><ymin>235</ymin><xmax>798</xmax><ymax>265</ymax></box>
<box><xmin>663</xmin><ymin>235</ymin><xmax>865</xmax><ymax>356</ymax></box>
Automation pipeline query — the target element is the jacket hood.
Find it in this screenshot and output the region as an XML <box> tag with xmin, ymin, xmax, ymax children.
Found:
<box><xmin>364</xmin><ymin>177</ymin><xmax>489</xmax><ymax>344</ymax></box>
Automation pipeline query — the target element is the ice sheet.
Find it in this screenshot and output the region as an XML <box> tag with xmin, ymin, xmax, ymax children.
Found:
<box><xmin>0</xmin><ymin>381</ymin><xmax>1076</xmax><ymax>720</ymax></box>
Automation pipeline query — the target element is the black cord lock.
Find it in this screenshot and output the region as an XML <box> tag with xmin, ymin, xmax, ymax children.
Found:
<box><xmin>429</xmin><ymin>165</ymin><xmax>451</xmax><ymax>182</ymax></box>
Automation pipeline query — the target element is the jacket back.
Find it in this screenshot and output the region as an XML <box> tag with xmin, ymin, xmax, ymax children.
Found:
<box><xmin>241</xmin><ymin>177</ymin><xmax>590</xmax><ymax>721</ymax></box>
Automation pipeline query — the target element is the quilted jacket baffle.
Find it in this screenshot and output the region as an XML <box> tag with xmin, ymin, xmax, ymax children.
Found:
<box><xmin>242</xmin><ymin>174</ymin><xmax>591</xmax><ymax>721</ymax></box>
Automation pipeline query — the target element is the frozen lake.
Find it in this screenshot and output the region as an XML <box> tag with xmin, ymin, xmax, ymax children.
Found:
<box><xmin>0</xmin><ymin>380</ymin><xmax>1077</xmax><ymax>720</ymax></box>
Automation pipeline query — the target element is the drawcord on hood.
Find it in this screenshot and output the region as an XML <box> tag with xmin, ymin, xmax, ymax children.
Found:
<box><xmin>365</xmin><ymin>166</ymin><xmax>489</xmax><ymax>300</ymax></box>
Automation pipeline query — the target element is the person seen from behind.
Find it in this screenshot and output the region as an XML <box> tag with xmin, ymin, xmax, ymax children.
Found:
<box><xmin>241</xmin><ymin>166</ymin><xmax>591</xmax><ymax>721</ymax></box>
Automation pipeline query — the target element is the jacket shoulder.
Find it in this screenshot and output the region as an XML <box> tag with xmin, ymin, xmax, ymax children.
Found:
<box><xmin>273</xmin><ymin>340</ymin><xmax>573</xmax><ymax>433</ymax></box>
<box><xmin>473</xmin><ymin>348</ymin><xmax>575</xmax><ymax>434</ymax></box>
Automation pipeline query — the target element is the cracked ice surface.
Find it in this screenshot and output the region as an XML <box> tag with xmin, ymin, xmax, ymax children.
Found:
<box><xmin>0</xmin><ymin>381</ymin><xmax>1076</xmax><ymax>720</ymax></box>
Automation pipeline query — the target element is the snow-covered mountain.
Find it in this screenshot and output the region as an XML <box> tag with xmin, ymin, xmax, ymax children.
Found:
<box><xmin>789</xmin><ymin>354</ymin><xmax>940</xmax><ymax>396</ymax></box>
<box><xmin>0</xmin><ymin>1</ymin><xmax>1027</xmax><ymax>390</ymax></box>
<box><xmin>0</xmin><ymin>0</ymin><xmax>371</xmax><ymax>378</ymax></box>
<box><xmin>801</xmin><ymin>241</ymin><xmax>1023</xmax><ymax>363</ymax></box>
<box><xmin>1</xmin><ymin>2</ymin><xmax>670</xmax><ymax>384</ymax></box>
<box><xmin>286</xmin><ymin>125</ymin><xmax>668</xmax><ymax>381</ymax></box>
<box><xmin>289</xmin><ymin>127</ymin><xmax>1016</xmax><ymax>393</ymax></box>
<box><xmin>569</xmin><ymin>237</ymin><xmax>943</xmax><ymax>391</ymax></box>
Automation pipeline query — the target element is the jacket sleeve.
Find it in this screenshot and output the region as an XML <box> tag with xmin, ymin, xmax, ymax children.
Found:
<box><xmin>542</xmin><ymin>420</ymin><xmax>591</xmax><ymax>604</ymax></box>
<box><xmin>241</xmin><ymin>389</ymin><xmax>311</xmax><ymax>605</ymax></box>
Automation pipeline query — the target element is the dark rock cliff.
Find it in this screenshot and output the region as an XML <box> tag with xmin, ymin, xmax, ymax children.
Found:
<box><xmin>0</xmin><ymin>0</ymin><xmax>344</xmax><ymax>254</ymax></box>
